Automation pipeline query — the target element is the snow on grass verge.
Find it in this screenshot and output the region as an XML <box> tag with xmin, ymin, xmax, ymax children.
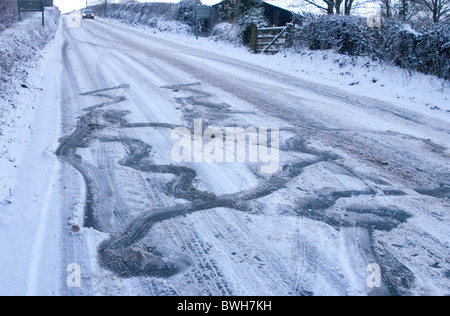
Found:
<box><xmin>0</xmin><ymin>8</ymin><xmax>60</xmax><ymax>203</ymax></box>
<box><xmin>0</xmin><ymin>8</ymin><xmax>64</xmax><ymax>295</ymax></box>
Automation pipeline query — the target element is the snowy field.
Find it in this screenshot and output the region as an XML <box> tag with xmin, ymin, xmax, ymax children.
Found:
<box><xmin>0</xmin><ymin>10</ymin><xmax>449</xmax><ymax>296</ymax></box>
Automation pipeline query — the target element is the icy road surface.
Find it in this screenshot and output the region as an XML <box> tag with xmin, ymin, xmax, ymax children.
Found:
<box><xmin>49</xmin><ymin>15</ymin><xmax>450</xmax><ymax>295</ymax></box>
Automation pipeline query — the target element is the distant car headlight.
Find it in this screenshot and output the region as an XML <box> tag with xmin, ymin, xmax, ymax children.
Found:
<box><xmin>83</xmin><ymin>14</ymin><xmax>86</xmax><ymax>16</ymax></box>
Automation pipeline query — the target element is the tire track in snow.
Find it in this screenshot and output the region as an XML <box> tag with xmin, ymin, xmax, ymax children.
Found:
<box><xmin>57</xmin><ymin>80</ymin><xmax>416</xmax><ymax>294</ymax></box>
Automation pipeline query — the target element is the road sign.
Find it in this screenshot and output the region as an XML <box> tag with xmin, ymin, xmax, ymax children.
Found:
<box><xmin>19</xmin><ymin>0</ymin><xmax>44</xmax><ymax>11</ymax></box>
<box><xmin>195</xmin><ymin>5</ymin><xmax>212</xmax><ymax>39</ymax></box>
<box><xmin>44</xmin><ymin>0</ymin><xmax>53</xmax><ymax>7</ymax></box>
<box><xmin>18</xmin><ymin>0</ymin><xmax>45</xmax><ymax>27</ymax></box>
<box><xmin>196</xmin><ymin>5</ymin><xmax>212</xmax><ymax>19</ymax></box>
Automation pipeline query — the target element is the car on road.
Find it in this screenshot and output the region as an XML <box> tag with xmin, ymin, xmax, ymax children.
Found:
<box><xmin>82</xmin><ymin>9</ymin><xmax>95</xmax><ymax>19</ymax></box>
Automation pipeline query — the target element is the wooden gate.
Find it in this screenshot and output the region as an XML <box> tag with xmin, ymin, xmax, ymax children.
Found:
<box><xmin>251</xmin><ymin>24</ymin><xmax>292</xmax><ymax>55</ymax></box>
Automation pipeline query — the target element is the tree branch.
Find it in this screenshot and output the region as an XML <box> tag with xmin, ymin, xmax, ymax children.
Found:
<box><xmin>303</xmin><ymin>0</ymin><xmax>329</xmax><ymax>12</ymax></box>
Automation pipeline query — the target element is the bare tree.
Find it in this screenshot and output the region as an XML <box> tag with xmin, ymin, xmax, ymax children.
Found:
<box><xmin>302</xmin><ymin>0</ymin><xmax>360</xmax><ymax>15</ymax></box>
<box><xmin>398</xmin><ymin>0</ymin><xmax>409</xmax><ymax>18</ymax></box>
<box><xmin>303</xmin><ymin>0</ymin><xmax>337</xmax><ymax>14</ymax></box>
<box><xmin>343</xmin><ymin>0</ymin><xmax>356</xmax><ymax>14</ymax></box>
<box><xmin>379</xmin><ymin>0</ymin><xmax>393</xmax><ymax>18</ymax></box>
<box><xmin>335</xmin><ymin>0</ymin><xmax>344</xmax><ymax>14</ymax></box>
<box><xmin>379</xmin><ymin>0</ymin><xmax>410</xmax><ymax>20</ymax></box>
<box><xmin>415</xmin><ymin>0</ymin><xmax>450</xmax><ymax>22</ymax></box>
<box><xmin>394</xmin><ymin>0</ymin><xmax>425</xmax><ymax>21</ymax></box>
<box><xmin>88</xmin><ymin>0</ymin><xmax>109</xmax><ymax>15</ymax></box>
<box><xmin>378</xmin><ymin>0</ymin><xmax>424</xmax><ymax>21</ymax></box>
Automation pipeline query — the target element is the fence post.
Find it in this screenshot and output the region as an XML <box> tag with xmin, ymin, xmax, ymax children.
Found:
<box><xmin>42</xmin><ymin>0</ymin><xmax>44</xmax><ymax>28</ymax></box>
<box><xmin>18</xmin><ymin>0</ymin><xmax>21</xmax><ymax>21</ymax></box>
<box><xmin>285</xmin><ymin>23</ymin><xmax>293</xmax><ymax>48</ymax></box>
<box><xmin>251</xmin><ymin>24</ymin><xmax>257</xmax><ymax>53</ymax></box>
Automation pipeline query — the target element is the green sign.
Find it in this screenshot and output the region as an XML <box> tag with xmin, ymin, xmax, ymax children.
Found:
<box><xmin>196</xmin><ymin>5</ymin><xmax>212</xmax><ymax>19</ymax></box>
<box><xmin>18</xmin><ymin>0</ymin><xmax>45</xmax><ymax>27</ymax></box>
<box><xmin>44</xmin><ymin>0</ymin><xmax>53</xmax><ymax>7</ymax></box>
<box><xmin>19</xmin><ymin>0</ymin><xmax>44</xmax><ymax>11</ymax></box>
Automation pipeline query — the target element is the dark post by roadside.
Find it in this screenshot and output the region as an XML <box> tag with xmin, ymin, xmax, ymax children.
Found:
<box><xmin>251</xmin><ymin>24</ymin><xmax>257</xmax><ymax>53</ymax></box>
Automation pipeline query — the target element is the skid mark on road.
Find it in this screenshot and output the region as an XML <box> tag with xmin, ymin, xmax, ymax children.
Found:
<box><xmin>57</xmin><ymin>85</ymin><xmax>130</xmax><ymax>231</ymax></box>
<box><xmin>57</xmin><ymin>83</ymin><xmax>418</xmax><ymax>295</ymax></box>
<box><xmin>80</xmin><ymin>84</ymin><xmax>130</xmax><ymax>111</ymax></box>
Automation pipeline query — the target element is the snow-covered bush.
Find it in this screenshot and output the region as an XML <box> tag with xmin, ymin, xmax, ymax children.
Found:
<box><xmin>238</xmin><ymin>6</ymin><xmax>268</xmax><ymax>29</ymax></box>
<box><xmin>0</xmin><ymin>0</ymin><xmax>18</xmax><ymax>32</ymax></box>
<box><xmin>293</xmin><ymin>14</ymin><xmax>450</xmax><ymax>80</ymax></box>
<box><xmin>214</xmin><ymin>0</ymin><xmax>269</xmax><ymax>45</ymax></box>
<box><xmin>90</xmin><ymin>2</ymin><xmax>193</xmax><ymax>34</ymax></box>
<box><xmin>239</xmin><ymin>5</ymin><xmax>269</xmax><ymax>45</ymax></box>
<box><xmin>176</xmin><ymin>0</ymin><xmax>202</xmax><ymax>27</ymax></box>
<box><xmin>0</xmin><ymin>8</ymin><xmax>60</xmax><ymax>92</ymax></box>
<box><xmin>408</xmin><ymin>23</ymin><xmax>450</xmax><ymax>80</ymax></box>
<box><xmin>375</xmin><ymin>21</ymin><xmax>450</xmax><ymax>80</ymax></box>
<box><xmin>210</xmin><ymin>22</ymin><xmax>243</xmax><ymax>45</ymax></box>
<box><xmin>153</xmin><ymin>19</ymin><xmax>192</xmax><ymax>35</ymax></box>
<box><xmin>299</xmin><ymin>15</ymin><xmax>366</xmax><ymax>56</ymax></box>
<box><xmin>91</xmin><ymin>3</ymin><xmax>178</xmax><ymax>24</ymax></box>
<box><xmin>0</xmin><ymin>7</ymin><xmax>60</xmax><ymax>132</ymax></box>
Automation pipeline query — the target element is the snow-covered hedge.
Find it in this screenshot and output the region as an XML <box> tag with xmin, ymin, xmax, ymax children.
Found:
<box><xmin>210</xmin><ymin>22</ymin><xmax>243</xmax><ymax>45</ymax></box>
<box><xmin>89</xmin><ymin>3</ymin><xmax>192</xmax><ymax>35</ymax></box>
<box><xmin>293</xmin><ymin>15</ymin><xmax>450</xmax><ymax>80</ymax></box>
<box><xmin>0</xmin><ymin>8</ymin><xmax>60</xmax><ymax>100</ymax></box>
<box><xmin>0</xmin><ymin>0</ymin><xmax>18</xmax><ymax>33</ymax></box>
<box><xmin>176</xmin><ymin>0</ymin><xmax>201</xmax><ymax>27</ymax></box>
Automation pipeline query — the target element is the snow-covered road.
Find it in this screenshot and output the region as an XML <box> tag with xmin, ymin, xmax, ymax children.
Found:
<box><xmin>2</xmin><ymin>12</ymin><xmax>449</xmax><ymax>296</ymax></box>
